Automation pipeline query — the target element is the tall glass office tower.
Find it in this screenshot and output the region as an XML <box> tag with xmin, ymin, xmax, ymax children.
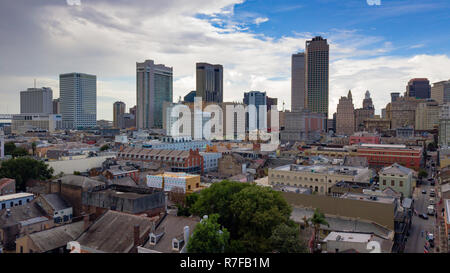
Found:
<box><xmin>136</xmin><ymin>60</ymin><xmax>173</xmax><ymax>129</ymax></box>
<box><xmin>59</xmin><ymin>73</ymin><xmax>97</xmax><ymax>129</ymax></box>
<box><xmin>305</xmin><ymin>36</ymin><xmax>329</xmax><ymax>118</ymax></box>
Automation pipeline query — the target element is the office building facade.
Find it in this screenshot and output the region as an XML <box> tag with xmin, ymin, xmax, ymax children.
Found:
<box><xmin>406</xmin><ymin>78</ymin><xmax>431</xmax><ymax>99</ymax></box>
<box><xmin>136</xmin><ymin>60</ymin><xmax>173</xmax><ymax>129</ymax></box>
<box><xmin>243</xmin><ymin>91</ymin><xmax>267</xmax><ymax>132</ymax></box>
<box><xmin>60</xmin><ymin>73</ymin><xmax>97</xmax><ymax>129</ymax></box>
<box><xmin>291</xmin><ymin>53</ymin><xmax>306</xmax><ymax>111</ymax></box>
<box><xmin>431</xmin><ymin>80</ymin><xmax>450</xmax><ymax>105</ymax></box>
<box><xmin>196</xmin><ymin>63</ymin><xmax>223</xmax><ymax>103</ymax></box>
<box><xmin>113</xmin><ymin>101</ymin><xmax>126</xmax><ymax>128</ymax></box>
<box><xmin>20</xmin><ymin>87</ymin><xmax>53</xmax><ymax>114</ymax></box>
<box><xmin>336</xmin><ymin>90</ymin><xmax>355</xmax><ymax>136</ymax></box>
<box><xmin>305</xmin><ymin>36</ymin><xmax>329</xmax><ymax>118</ymax></box>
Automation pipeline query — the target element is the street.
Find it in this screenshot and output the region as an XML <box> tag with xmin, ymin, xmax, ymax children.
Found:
<box><xmin>404</xmin><ymin>161</ymin><xmax>437</xmax><ymax>253</ymax></box>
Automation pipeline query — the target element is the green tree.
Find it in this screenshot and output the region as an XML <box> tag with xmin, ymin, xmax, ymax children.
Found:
<box><xmin>4</xmin><ymin>142</ymin><xmax>16</xmax><ymax>155</ymax></box>
<box><xmin>187</xmin><ymin>214</ymin><xmax>230</xmax><ymax>253</ymax></box>
<box><xmin>73</xmin><ymin>171</ymin><xmax>81</xmax><ymax>175</ymax></box>
<box><xmin>269</xmin><ymin>222</ymin><xmax>307</xmax><ymax>253</ymax></box>
<box><xmin>190</xmin><ymin>180</ymin><xmax>295</xmax><ymax>253</ymax></box>
<box><xmin>308</xmin><ymin>209</ymin><xmax>329</xmax><ymax>252</ymax></box>
<box><xmin>12</xmin><ymin>147</ymin><xmax>29</xmax><ymax>158</ymax></box>
<box><xmin>0</xmin><ymin>157</ymin><xmax>54</xmax><ymax>191</ymax></box>
<box><xmin>418</xmin><ymin>169</ymin><xmax>428</xmax><ymax>179</ymax></box>
<box><xmin>100</xmin><ymin>144</ymin><xmax>110</xmax><ymax>151</ymax></box>
<box><xmin>177</xmin><ymin>193</ymin><xmax>199</xmax><ymax>217</ymax></box>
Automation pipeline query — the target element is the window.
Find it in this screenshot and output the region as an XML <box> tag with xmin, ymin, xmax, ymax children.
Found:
<box><xmin>1</xmin><ymin>203</ymin><xmax>5</xmax><ymax>209</ymax></box>
<box><xmin>383</xmin><ymin>180</ymin><xmax>386</xmax><ymax>185</ymax></box>
<box><xmin>391</xmin><ymin>180</ymin><xmax>395</xmax><ymax>186</ymax></box>
<box><xmin>400</xmin><ymin>181</ymin><xmax>403</xmax><ymax>187</ymax></box>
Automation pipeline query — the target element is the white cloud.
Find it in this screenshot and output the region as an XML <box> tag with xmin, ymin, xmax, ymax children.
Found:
<box><xmin>254</xmin><ymin>17</ymin><xmax>269</xmax><ymax>25</ymax></box>
<box><xmin>0</xmin><ymin>0</ymin><xmax>448</xmax><ymax>121</ymax></box>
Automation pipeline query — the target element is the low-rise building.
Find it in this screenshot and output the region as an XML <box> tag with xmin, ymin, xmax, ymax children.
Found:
<box><xmin>146</xmin><ymin>172</ymin><xmax>201</xmax><ymax>194</ymax></box>
<box><xmin>69</xmin><ymin>210</ymin><xmax>156</xmax><ymax>253</ymax></box>
<box><xmin>15</xmin><ymin>220</ymin><xmax>85</xmax><ymax>253</ymax></box>
<box><xmin>355</xmin><ymin>143</ymin><xmax>422</xmax><ymax>171</ymax></box>
<box><xmin>82</xmin><ymin>185</ymin><xmax>165</xmax><ymax>217</ymax></box>
<box><xmin>200</xmin><ymin>152</ymin><xmax>222</xmax><ymax>173</ymax></box>
<box><xmin>11</xmin><ymin>114</ymin><xmax>62</xmax><ymax>134</ymax></box>
<box><xmin>0</xmin><ymin>179</ymin><xmax>15</xmax><ymax>196</ymax></box>
<box><xmin>35</xmin><ymin>193</ymin><xmax>73</xmax><ymax>225</ymax></box>
<box><xmin>323</xmin><ymin>231</ymin><xmax>392</xmax><ymax>253</ymax></box>
<box><xmin>138</xmin><ymin>214</ymin><xmax>200</xmax><ymax>253</ymax></box>
<box><xmin>379</xmin><ymin>163</ymin><xmax>415</xmax><ymax>198</ymax></box>
<box><xmin>268</xmin><ymin>164</ymin><xmax>373</xmax><ymax>195</ymax></box>
<box><xmin>118</xmin><ymin>147</ymin><xmax>204</xmax><ymax>174</ymax></box>
<box><xmin>0</xmin><ymin>193</ymin><xmax>35</xmax><ymax>210</ymax></box>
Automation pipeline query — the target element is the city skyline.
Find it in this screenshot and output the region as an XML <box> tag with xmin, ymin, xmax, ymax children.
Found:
<box><xmin>1</xmin><ymin>0</ymin><xmax>450</xmax><ymax>120</ymax></box>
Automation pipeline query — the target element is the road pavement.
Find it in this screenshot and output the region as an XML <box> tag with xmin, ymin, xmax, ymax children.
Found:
<box><xmin>404</xmin><ymin>162</ymin><xmax>437</xmax><ymax>253</ymax></box>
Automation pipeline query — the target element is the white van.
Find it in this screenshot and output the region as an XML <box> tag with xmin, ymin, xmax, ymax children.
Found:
<box><xmin>427</xmin><ymin>205</ymin><xmax>435</xmax><ymax>215</ymax></box>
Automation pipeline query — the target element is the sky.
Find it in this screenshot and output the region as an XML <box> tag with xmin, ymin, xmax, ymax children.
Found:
<box><xmin>0</xmin><ymin>0</ymin><xmax>449</xmax><ymax>120</ymax></box>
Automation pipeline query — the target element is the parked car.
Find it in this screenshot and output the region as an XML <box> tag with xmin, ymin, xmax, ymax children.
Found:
<box><xmin>420</xmin><ymin>213</ymin><xmax>429</xmax><ymax>220</ymax></box>
<box><xmin>429</xmin><ymin>198</ymin><xmax>435</xmax><ymax>205</ymax></box>
<box><xmin>422</xmin><ymin>189</ymin><xmax>427</xmax><ymax>194</ymax></box>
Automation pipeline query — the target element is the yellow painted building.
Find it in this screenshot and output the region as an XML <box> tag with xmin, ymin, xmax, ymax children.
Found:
<box><xmin>146</xmin><ymin>172</ymin><xmax>201</xmax><ymax>194</ymax></box>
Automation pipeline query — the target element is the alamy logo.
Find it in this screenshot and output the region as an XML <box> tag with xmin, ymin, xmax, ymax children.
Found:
<box><xmin>66</xmin><ymin>0</ymin><xmax>81</xmax><ymax>6</ymax></box>
<box><xmin>367</xmin><ymin>0</ymin><xmax>381</xmax><ymax>5</ymax></box>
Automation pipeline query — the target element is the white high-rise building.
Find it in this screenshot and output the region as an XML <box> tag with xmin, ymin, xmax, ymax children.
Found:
<box><xmin>60</xmin><ymin>73</ymin><xmax>97</xmax><ymax>129</ymax></box>
<box><xmin>20</xmin><ymin>87</ymin><xmax>53</xmax><ymax>114</ymax></box>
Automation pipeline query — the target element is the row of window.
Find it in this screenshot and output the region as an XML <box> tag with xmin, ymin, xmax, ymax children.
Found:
<box><xmin>270</xmin><ymin>174</ymin><xmax>341</xmax><ymax>183</ymax></box>
<box><xmin>382</xmin><ymin>179</ymin><xmax>405</xmax><ymax>187</ymax></box>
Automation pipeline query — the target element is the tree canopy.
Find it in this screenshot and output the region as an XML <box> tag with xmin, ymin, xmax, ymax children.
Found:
<box><xmin>187</xmin><ymin>214</ymin><xmax>229</xmax><ymax>253</ymax></box>
<box><xmin>0</xmin><ymin>157</ymin><xmax>54</xmax><ymax>191</ymax></box>
<box><xmin>4</xmin><ymin>142</ymin><xmax>29</xmax><ymax>158</ymax></box>
<box><xmin>189</xmin><ymin>180</ymin><xmax>299</xmax><ymax>253</ymax></box>
<box><xmin>269</xmin><ymin>222</ymin><xmax>307</xmax><ymax>253</ymax></box>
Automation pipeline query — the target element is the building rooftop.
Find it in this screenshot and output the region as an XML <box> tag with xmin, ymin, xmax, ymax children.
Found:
<box><xmin>28</xmin><ymin>221</ymin><xmax>85</xmax><ymax>252</ymax></box>
<box><xmin>340</xmin><ymin>192</ymin><xmax>396</xmax><ymax>205</ymax></box>
<box><xmin>19</xmin><ymin>216</ymin><xmax>49</xmax><ymax>227</ymax></box>
<box><xmin>141</xmin><ymin>214</ymin><xmax>200</xmax><ymax>253</ymax></box>
<box><xmin>380</xmin><ymin>163</ymin><xmax>414</xmax><ymax>176</ymax></box>
<box><xmin>324</xmin><ymin>231</ymin><xmax>372</xmax><ymax>243</ymax></box>
<box><xmin>0</xmin><ymin>192</ymin><xmax>34</xmax><ymax>202</ymax></box>
<box><xmin>56</xmin><ymin>175</ymin><xmax>105</xmax><ymax>190</ymax></box>
<box><xmin>76</xmin><ymin>210</ymin><xmax>156</xmax><ymax>253</ymax></box>
<box><xmin>0</xmin><ymin>178</ymin><xmax>15</xmax><ymax>190</ymax></box>
<box><xmin>41</xmin><ymin>193</ymin><xmax>71</xmax><ymax>211</ymax></box>
<box><xmin>274</xmin><ymin>164</ymin><xmax>370</xmax><ymax>177</ymax></box>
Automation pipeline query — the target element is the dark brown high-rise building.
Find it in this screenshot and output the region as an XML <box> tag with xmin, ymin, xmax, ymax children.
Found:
<box><xmin>291</xmin><ymin>53</ymin><xmax>306</xmax><ymax>111</ymax></box>
<box><xmin>113</xmin><ymin>101</ymin><xmax>125</xmax><ymax>128</ymax></box>
<box><xmin>305</xmin><ymin>36</ymin><xmax>329</xmax><ymax>118</ymax></box>
<box><xmin>196</xmin><ymin>63</ymin><xmax>223</xmax><ymax>103</ymax></box>
<box><xmin>406</xmin><ymin>78</ymin><xmax>431</xmax><ymax>99</ymax></box>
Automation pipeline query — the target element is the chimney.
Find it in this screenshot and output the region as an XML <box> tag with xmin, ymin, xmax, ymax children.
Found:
<box><xmin>83</xmin><ymin>214</ymin><xmax>90</xmax><ymax>230</ymax></box>
<box><xmin>133</xmin><ymin>225</ymin><xmax>140</xmax><ymax>248</ymax></box>
<box><xmin>183</xmin><ymin>226</ymin><xmax>190</xmax><ymax>244</ymax></box>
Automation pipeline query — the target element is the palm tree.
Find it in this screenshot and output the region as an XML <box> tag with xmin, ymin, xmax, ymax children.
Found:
<box><xmin>308</xmin><ymin>209</ymin><xmax>329</xmax><ymax>252</ymax></box>
<box><xmin>31</xmin><ymin>142</ymin><xmax>37</xmax><ymax>156</ymax></box>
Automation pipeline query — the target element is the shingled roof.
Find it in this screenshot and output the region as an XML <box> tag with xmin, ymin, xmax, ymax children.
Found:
<box><xmin>76</xmin><ymin>210</ymin><xmax>156</xmax><ymax>253</ymax></box>
<box><xmin>28</xmin><ymin>221</ymin><xmax>85</xmax><ymax>252</ymax></box>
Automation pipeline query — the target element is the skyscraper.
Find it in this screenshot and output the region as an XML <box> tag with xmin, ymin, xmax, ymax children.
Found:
<box><xmin>336</xmin><ymin>90</ymin><xmax>355</xmax><ymax>136</ymax></box>
<box><xmin>354</xmin><ymin>91</ymin><xmax>375</xmax><ymax>131</ymax></box>
<box><xmin>406</xmin><ymin>78</ymin><xmax>431</xmax><ymax>99</ymax></box>
<box><xmin>196</xmin><ymin>63</ymin><xmax>223</xmax><ymax>103</ymax></box>
<box><xmin>20</xmin><ymin>87</ymin><xmax>53</xmax><ymax>114</ymax></box>
<box><xmin>53</xmin><ymin>98</ymin><xmax>60</xmax><ymax>114</ymax></box>
<box><xmin>431</xmin><ymin>80</ymin><xmax>450</xmax><ymax>105</ymax></box>
<box><xmin>136</xmin><ymin>60</ymin><xmax>173</xmax><ymax>129</ymax></box>
<box><xmin>60</xmin><ymin>73</ymin><xmax>97</xmax><ymax>129</ymax></box>
<box><xmin>305</xmin><ymin>36</ymin><xmax>329</xmax><ymax>118</ymax></box>
<box><xmin>291</xmin><ymin>53</ymin><xmax>306</xmax><ymax>111</ymax></box>
<box><xmin>243</xmin><ymin>91</ymin><xmax>267</xmax><ymax>132</ymax></box>
<box><xmin>113</xmin><ymin>101</ymin><xmax>126</xmax><ymax>128</ymax></box>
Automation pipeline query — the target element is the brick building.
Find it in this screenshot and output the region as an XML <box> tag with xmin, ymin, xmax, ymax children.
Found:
<box><xmin>355</xmin><ymin>144</ymin><xmax>422</xmax><ymax>171</ymax></box>
<box><xmin>118</xmin><ymin>147</ymin><xmax>204</xmax><ymax>174</ymax></box>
